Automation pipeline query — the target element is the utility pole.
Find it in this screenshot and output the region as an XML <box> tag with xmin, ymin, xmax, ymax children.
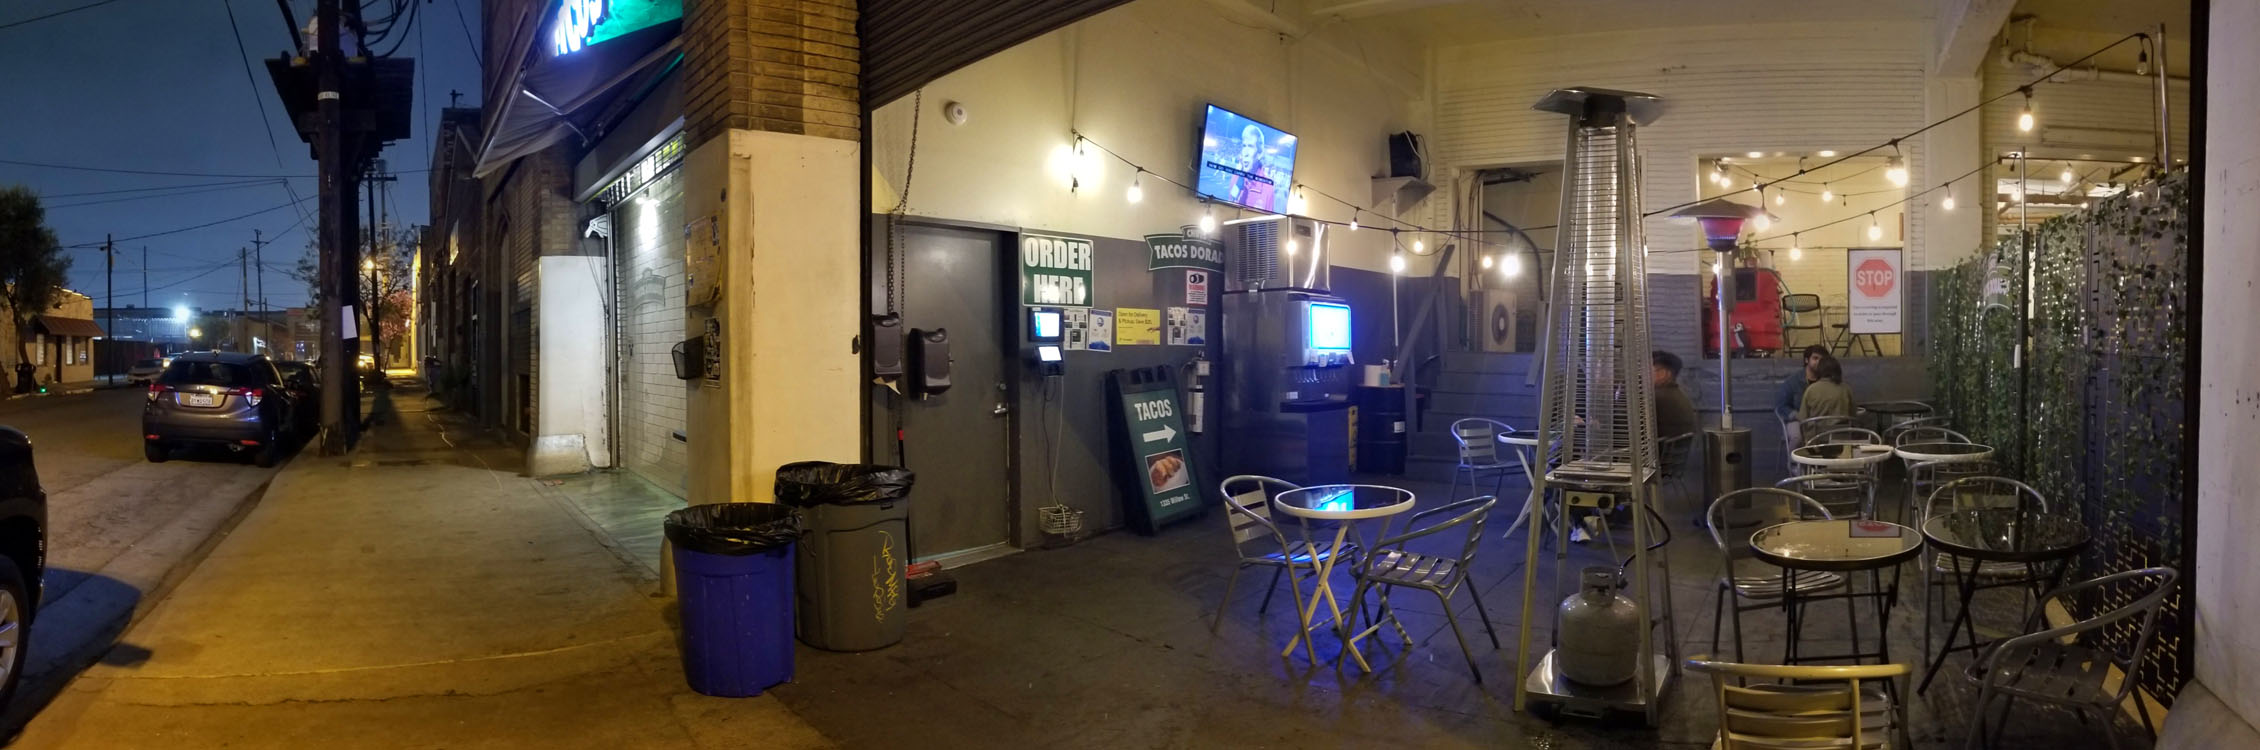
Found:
<box><xmin>252</xmin><ymin>229</ymin><xmax>268</xmax><ymax>316</ymax></box>
<box><xmin>103</xmin><ymin>235</ymin><xmax>113</xmax><ymax>382</ymax></box>
<box><xmin>140</xmin><ymin>247</ymin><xmax>147</xmax><ymax>307</ymax></box>
<box><xmin>315</xmin><ymin>0</ymin><xmax>353</xmax><ymax>453</ymax></box>
<box><xmin>365</xmin><ymin>165</ymin><xmax>396</xmax><ymax>377</ymax></box>
<box><xmin>240</xmin><ymin>248</ymin><xmax>251</xmax><ymax>352</ymax></box>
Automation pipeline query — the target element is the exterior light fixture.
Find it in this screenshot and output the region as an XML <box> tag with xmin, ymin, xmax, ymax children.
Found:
<box><xmin>1126</xmin><ymin>171</ymin><xmax>1143</xmax><ymax>204</ymax></box>
<box><xmin>1670</xmin><ymin>197</ymin><xmax>1768</xmax><ymax>251</ymax></box>
<box><xmin>1502</xmin><ymin>252</ymin><xmax>1522</xmax><ymax>278</ymax></box>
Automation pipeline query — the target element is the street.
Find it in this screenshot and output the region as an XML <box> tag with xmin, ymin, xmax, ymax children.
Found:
<box><xmin>0</xmin><ymin>389</ymin><xmax>279</xmax><ymax>726</ymax></box>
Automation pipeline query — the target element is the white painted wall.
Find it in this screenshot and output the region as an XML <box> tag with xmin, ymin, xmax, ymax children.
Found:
<box><xmin>1428</xmin><ymin>21</ymin><xmax>1940</xmax><ymax>273</ymax></box>
<box><xmin>867</xmin><ymin>0</ymin><xmax>1427</xmax><ymax>271</ymax></box>
<box><xmin>2193</xmin><ymin>0</ymin><xmax>2260</xmax><ymax>736</ymax></box>
<box><xmin>529</xmin><ymin>255</ymin><xmax>610</xmax><ymax>475</ymax></box>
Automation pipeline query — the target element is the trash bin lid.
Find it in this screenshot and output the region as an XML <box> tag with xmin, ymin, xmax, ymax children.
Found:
<box><xmin>774</xmin><ymin>461</ymin><xmax>914</xmax><ymax>507</ymax></box>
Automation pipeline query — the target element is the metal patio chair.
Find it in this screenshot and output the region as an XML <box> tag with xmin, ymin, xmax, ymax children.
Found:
<box><xmin>1448</xmin><ymin>418</ymin><xmax>1524</xmax><ymax>504</ymax></box>
<box><xmin>1780</xmin><ymin>293</ymin><xmax>1827</xmax><ymax>352</ymax></box>
<box><xmin>1796</xmin><ymin>415</ymin><xmax>1858</xmax><ymax>441</ymax></box>
<box><xmin>1345</xmin><ymin>494</ymin><xmax>1499</xmax><ymax>683</ymax></box>
<box><xmin>1706</xmin><ymin>488</ymin><xmax>1844</xmax><ymax>663</ymax></box>
<box><xmin>1963</xmin><ymin>567</ymin><xmax>2178</xmax><ymax>750</ymax></box>
<box><xmin>1212</xmin><ymin>475</ymin><xmax>1359</xmax><ymax>663</ymax></box>
<box><xmin>1803</xmin><ymin>426</ymin><xmax>1883</xmax><ymax>447</ymax></box>
<box><xmin>1893</xmin><ymin>425</ymin><xmax>1971</xmax><ymax>447</ymax></box>
<box><xmin>1775</xmin><ymin>472</ymin><xmax>1876</xmax><ymax>522</ymax></box>
<box><xmin>1689</xmin><ymin>660</ymin><xmax>1912</xmax><ymax>750</ymax></box>
<box><xmin>1920</xmin><ymin>476</ymin><xmax>2048</xmax><ymax>660</ymax></box>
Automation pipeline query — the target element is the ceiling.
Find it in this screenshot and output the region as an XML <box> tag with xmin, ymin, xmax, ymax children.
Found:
<box><xmin>1311</xmin><ymin>0</ymin><xmax>1936</xmax><ymax>48</ymax></box>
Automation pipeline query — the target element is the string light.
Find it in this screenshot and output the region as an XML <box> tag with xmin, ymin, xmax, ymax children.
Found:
<box><xmin>1348</xmin><ymin>210</ymin><xmax>1359</xmax><ymax>232</ymax></box>
<box><xmin>1789</xmin><ymin>233</ymin><xmax>1802</xmax><ymax>261</ymax></box>
<box><xmin>1755</xmin><ymin>212</ymin><xmax>1771</xmax><ymax>231</ymax></box>
<box><xmin>1886</xmin><ymin>156</ymin><xmax>1908</xmax><ymax>187</ymax></box>
<box><xmin>2018</xmin><ymin>89</ymin><xmax>2036</xmax><ymax>132</ymax></box>
<box><xmin>1773</xmin><ymin>190</ymin><xmax>1785</xmax><ymax>207</ymax></box>
<box><xmin>1126</xmin><ymin>170</ymin><xmax>1144</xmax><ymax>204</ymax></box>
<box><xmin>1413</xmin><ymin>237</ymin><xmax>1425</xmax><ymax>253</ymax></box>
<box><xmin>1942</xmin><ymin>183</ymin><xmax>1956</xmax><ymax>211</ymax></box>
<box><xmin>1480</xmin><ymin>254</ymin><xmax>1494</xmax><ymax>269</ymax></box>
<box><xmin>2010</xmin><ymin>184</ymin><xmax>2024</xmax><ymax>203</ymax></box>
<box><xmin>1288</xmin><ymin>187</ymin><xmax>1308</xmax><ymax>215</ymax></box>
<box><xmin>1198</xmin><ymin>202</ymin><xmax>1217</xmax><ymax>235</ymax></box>
<box><xmin>2060</xmin><ymin>166</ymin><xmax>2075</xmax><ymax>184</ymax></box>
<box><xmin>1502</xmin><ymin>252</ymin><xmax>1522</xmax><ymax>278</ymax></box>
<box><xmin>1388</xmin><ymin>252</ymin><xmax>1406</xmax><ymax>274</ymax></box>
<box><xmin>1817</xmin><ymin>150</ymin><xmax>1838</xmax><ymax>157</ymax></box>
<box><xmin>1867</xmin><ymin>212</ymin><xmax>1883</xmax><ymax>241</ymax></box>
<box><xmin>1820</xmin><ymin>183</ymin><xmax>1834</xmax><ymax>203</ymax></box>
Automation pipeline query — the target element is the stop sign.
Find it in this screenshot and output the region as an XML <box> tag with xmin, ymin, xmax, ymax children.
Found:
<box><xmin>1854</xmin><ymin>258</ymin><xmax>1895</xmax><ymax>297</ymax></box>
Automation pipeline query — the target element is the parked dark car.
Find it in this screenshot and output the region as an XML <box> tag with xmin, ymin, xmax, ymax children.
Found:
<box><xmin>273</xmin><ymin>360</ymin><xmax>321</xmax><ymax>436</ymax></box>
<box><xmin>0</xmin><ymin>426</ymin><xmax>46</xmax><ymax>707</ymax></box>
<box><xmin>143</xmin><ymin>352</ymin><xmax>298</xmax><ymax>467</ymax></box>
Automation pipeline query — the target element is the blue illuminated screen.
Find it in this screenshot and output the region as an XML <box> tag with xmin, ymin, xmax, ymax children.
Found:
<box><xmin>1194</xmin><ymin>105</ymin><xmax>1298</xmax><ymax>215</ymax></box>
<box><xmin>1029</xmin><ymin>309</ymin><xmax>1061</xmax><ymax>341</ymax></box>
<box><xmin>1308</xmin><ymin>303</ymin><xmax>1352</xmax><ymax>351</ymax></box>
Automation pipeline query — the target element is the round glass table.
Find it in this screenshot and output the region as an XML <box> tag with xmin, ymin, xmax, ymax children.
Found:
<box><xmin>1271</xmin><ymin>484</ymin><xmax>1417</xmax><ymax>671</ymax></box>
<box><xmin>1749</xmin><ymin>519</ymin><xmax>1921</xmax><ymax>664</ymax></box>
<box><xmin>1791</xmin><ymin>443</ymin><xmax>1896</xmax><ymax>471</ymax></box>
<box><xmin>1915</xmin><ymin>508</ymin><xmax>2090</xmax><ymax>691</ymax></box>
<box><xmin>1894</xmin><ymin>441</ymin><xmax>1994</xmax><ymax>464</ymax></box>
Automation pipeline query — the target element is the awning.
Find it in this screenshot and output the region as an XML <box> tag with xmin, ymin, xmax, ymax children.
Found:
<box><xmin>473</xmin><ymin>17</ymin><xmax>683</xmax><ymax>178</ymax></box>
<box><xmin>34</xmin><ymin>315</ymin><xmax>105</xmax><ymax>338</ymax></box>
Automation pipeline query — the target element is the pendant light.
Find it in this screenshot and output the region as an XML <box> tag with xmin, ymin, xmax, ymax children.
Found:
<box><xmin>1820</xmin><ymin>183</ymin><xmax>1834</xmax><ymax>203</ymax></box>
<box><xmin>1126</xmin><ymin>170</ymin><xmax>1144</xmax><ymax>204</ymax></box>
<box><xmin>2018</xmin><ymin>89</ymin><xmax>2036</xmax><ymax>132</ymax></box>
<box><xmin>1867</xmin><ymin>212</ymin><xmax>1883</xmax><ymax>241</ymax></box>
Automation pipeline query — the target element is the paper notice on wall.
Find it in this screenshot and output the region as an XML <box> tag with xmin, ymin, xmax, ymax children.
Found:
<box><xmin>1087</xmin><ymin>309</ymin><xmax>1114</xmax><ymax>352</ymax></box>
<box><xmin>1062</xmin><ymin>308</ymin><xmax>1090</xmax><ymax>351</ymax></box>
<box><xmin>1117</xmin><ymin>308</ymin><xmax>1160</xmax><ymax>346</ymax></box>
<box><xmin>1186</xmin><ymin>309</ymin><xmax>1207</xmax><ymax>346</ymax></box>
<box><xmin>1184</xmin><ymin>270</ymin><xmax>1211</xmax><ymax>306</ymax></box>
<box><xmin>1847</xmin><ymin>248</ymin><xmax>1903</xmax><ymax>334</ymax></box>
<box><xmin>1166</xmin><ymin>307</ymin><xmax>1190</xmax><ymax>346</ymax></box>
<box><xmin>340</xmin><ymin>305</ymin><xmax>358</xmax><ymax>339</ymax></box>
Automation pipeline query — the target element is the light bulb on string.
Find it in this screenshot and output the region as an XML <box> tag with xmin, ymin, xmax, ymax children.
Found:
<box><xmin>1789</xmin><ymin>234</ymin><xmax>1803</xmax><ymax>261</ymax></box>
<box><xmin>2060</xmin><ymin>166</ymin><xmax>2075</xmax><ymax>185</ymax></box>
<box><xmin>1886</xmin><ymin>156</ymin><xmax>1908</xmax><ymax>187</ymax></box>
<box><xmin>1413</xmin><ymin>237</ymin><xmax>1425</xmax><ymax>254</ymax></box>
<box><xmin>1288</xmin><ymin>187</ymin><xmax>1308</xmax><ymax>215</ymax></box>
<box><xmin>1755</xmin><ymin>213</ymin><xmax>1771</xmax><ymax>231</ymax></box>
<box><xmin>1349</xmin><ymin>210</ymin><xmax>1359</xmax><ymax>232</ymax></box>
<box><xmin>1820</xmin><ymin>183</ymin><xmax>1834</xmax><ymax>203</ymax></box>
<box><xmin>1198</xmin><ymin>203</ymin><xmax>1217</xmax><ymax>235</ymax></box>
<box><xmin>1480</xmin><ymin>254</ymin><xmax>1494</xmax><ymax>270</ymax></box>
<box><xmin>1773</xmin><ymin>190</ymin><xmax>1785</xmax><ymax>206</ymax></box>
<box><xmin>2009</xmin><ymin>184</ymin><xmax>2024</xmax><ymax>203</ymax></box>
<box><xmin>1388</xmin><ymin>252</ymin><xmax>1406</xmax><ymax>274</ymax></box>
<box><xmin>2018</xmin><ymin>90</ymin><xmax>2036</xmax><ymax>132</ymax></box>
<box><xmin>1942</xmin><ymin>184</ymin><xmax>1956</xmax><ymax>211</ymax></box>
<box><xmin>1126</xmin><ymin>170</ymin><xmax>1144</xmax><ymax>204</ymax></box>
<box><xmin>1502</xmin><ymin>252</ymin><xmax>1522</xmax><ymax>278</ymax></box>
<box><xmin>1867</xmin><ymin>213</ymin><xmax>1883</xmax><ymax>241</ymax></box>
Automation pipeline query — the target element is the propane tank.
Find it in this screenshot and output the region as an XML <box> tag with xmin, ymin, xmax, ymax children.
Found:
<box><xmin>1556</xmin><ymin>566</ymin><xmax>1641</xmax><ymax>686</ymax></box>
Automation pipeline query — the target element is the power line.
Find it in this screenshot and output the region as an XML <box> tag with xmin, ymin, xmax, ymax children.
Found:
<box><xmin>63</xmin><ymin>197</ymin><xmax>312</xmax><ymax>247</ymax></box>
<box><xmin>222</xmin><ymin>0</ymin><xmax>288</xmax><ymax>169</ymax></box>
<box><xmin>47</xmin><ymin>180</ymin><xmax>284</xmax><ymax>209</ymax></box>
<box><xmin>0</xmin><ymin>158</ymin><xmax>430</xmax><ymax>179</ymax></box>
<box><xmin>450</xmin><ymin>0</ymin><xmax>479</xmax><ymax>60</ymax></box>
<box><xmin>40</xmin><ymin>177</ymin><xmax>286</xmax><ymax>199</ymax></box>
<box><xmin>0</xmin><ymin>0</ymin><xmax>135</xmax><ymax>31</ymax></box>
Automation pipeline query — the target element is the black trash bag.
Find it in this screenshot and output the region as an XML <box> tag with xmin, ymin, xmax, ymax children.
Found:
<box><xmin>665</xmin><ymin>503</ymin><xmax>800</xmax><ymax>555</ymax></box>
<box><xmin>773</xmin><ymin>461</ymin><xmax>915</xmax><ymax>507</ymax></box>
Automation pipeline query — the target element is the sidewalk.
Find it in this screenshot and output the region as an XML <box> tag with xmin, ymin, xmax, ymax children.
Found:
<box><xmin>14</xmin><ymin>385</ymin><xmax>831</xmax><ymax>749</ymax></box>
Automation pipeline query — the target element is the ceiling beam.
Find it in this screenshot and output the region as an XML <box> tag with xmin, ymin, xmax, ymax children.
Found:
<box><xmin>1306</xmin><ymin>0</ymin><xmax>1468</xmax><ymax>21</ymax></box>
<box><xmin>1933</xmin><ymin>0</ymin><xmax>2019</xmax><ymax>76</ymax></box>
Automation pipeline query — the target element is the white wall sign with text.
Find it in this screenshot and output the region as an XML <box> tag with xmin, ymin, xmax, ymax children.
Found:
<box><xmin>1846</xmin><ymin>248</ymin><xmax>1902</xmax><ymax>334</ymax></box>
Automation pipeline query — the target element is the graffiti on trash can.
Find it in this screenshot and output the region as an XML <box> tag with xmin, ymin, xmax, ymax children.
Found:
<box><xmin>873</xmin><ymin>530</ymin><xmax>902</xmax><ymax>620</ymax></box>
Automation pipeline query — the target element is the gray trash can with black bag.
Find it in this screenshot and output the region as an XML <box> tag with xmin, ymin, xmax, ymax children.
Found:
<box><xmin>775</xmin><ymin>461</ymin><xmax>915</xmax><ymax>651</ymax></box>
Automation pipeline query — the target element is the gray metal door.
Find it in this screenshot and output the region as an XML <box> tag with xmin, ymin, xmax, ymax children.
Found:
<box><xmin>898</xmin><ymin>224</ymin><xmax>1011</xmax><ymax>561</ymax></box>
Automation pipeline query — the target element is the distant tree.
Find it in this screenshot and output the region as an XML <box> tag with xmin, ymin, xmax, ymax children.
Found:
<box><xmin>0</xmin><ymin>187</ymin><xmax>74</xmax><ymax>362</ymax></box>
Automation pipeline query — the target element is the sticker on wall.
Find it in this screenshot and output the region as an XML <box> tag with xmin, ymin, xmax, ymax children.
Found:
<box><xmin>1116</xmin><ymin>308</ymin><xmax>1160</xmax><ymax>346</ymax></box>
<box><xmin>1184</xmin><ymin>270</ymin><xmax>1210</xmax><ymax>306</ymax></box>
<box><xmin>1087</xmin><ymin>309</ymin><xmax>1115</xmax><ymax>352</ymax></box>
<box><xmin>1020</xmin><ymin>233</ymin><xmax>1095</xmax><ymax>307</ymax></box>
<box><xmin>1144</xmin><ymin>233</ymin><xmax>1226</xmax><ymax>274</ymax></box>
<box><xmin>1062</xmin><ymin>308</ymin><xmax>1090</xmax><ymax>351</ymax></box>
<box><xmin>1166</xmin><ymin>307</ymin><xmax>1190</xmax><ymax>346</ymax></box>
<box><xmin>685</xmin><ymin>215</ymin><xmax>721</xmax><ymax>306</ymax></box>
<box><xmin>1186</xmin><ymin>309</ymin><xmax>1207</xmax><ymax>346</ymax></box>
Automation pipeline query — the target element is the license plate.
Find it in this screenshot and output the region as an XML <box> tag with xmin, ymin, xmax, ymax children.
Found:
<box><xmin>182</xmin><ymin>393</ymin><xmax>216</xmax><ymax>407</ymax></box>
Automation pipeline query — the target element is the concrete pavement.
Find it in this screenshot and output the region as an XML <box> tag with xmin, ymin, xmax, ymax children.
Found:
<box><xmin>12</xmin><ymin>385</ymin><xmax>831</xmax><ymax>748</ymax></box>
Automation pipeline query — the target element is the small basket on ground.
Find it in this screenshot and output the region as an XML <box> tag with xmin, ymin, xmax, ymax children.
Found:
<box><xmin>1039</xmin><ymin>504</ymin><xmax>1085</xmax><ymax>539</ymax></box>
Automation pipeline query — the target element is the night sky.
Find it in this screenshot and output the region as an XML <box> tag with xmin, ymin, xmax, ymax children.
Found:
<box><xmin>0</xmin><ymin>0</ymin><xmax>484</xmax><ymax>312</ymax></box>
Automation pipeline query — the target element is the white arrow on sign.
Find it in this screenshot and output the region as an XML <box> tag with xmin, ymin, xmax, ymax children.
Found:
<box><xmin>1142</xmin><ymin>424</ymin><xmax>1178</xmax><ymax>443</ymax></box>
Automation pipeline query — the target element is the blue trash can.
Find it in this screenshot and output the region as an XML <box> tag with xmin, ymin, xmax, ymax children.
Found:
<box><xmin>665</xmin><ymin>503</ymin><xmax>799</xmax><ymax>697</ymax></box>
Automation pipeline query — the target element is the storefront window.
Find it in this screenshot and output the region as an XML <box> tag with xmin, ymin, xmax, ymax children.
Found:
<box><xmin>1697</xmin><ymin>155</ymin><xmax>1906</xmax><ymax>358</ymax></box>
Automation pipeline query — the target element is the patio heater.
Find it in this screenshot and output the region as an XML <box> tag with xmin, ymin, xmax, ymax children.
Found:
<box><xmin>1512</xmin><ymin>87</ymin><xmax>1678</xmax><ymax>726</ymax></box>
<box><xmin>1672</xmin><ymin>198</ymin><xmax>1772</xmax><ymax>503</ymax></box>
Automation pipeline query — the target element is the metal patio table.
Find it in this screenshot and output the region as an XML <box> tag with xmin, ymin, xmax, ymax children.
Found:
<box><xmin>1271</xmin><ymin>484</ymin><xmax>1416</xmax><ymax>672</ymax></box>
<box><xmin>1790</xmin><ymin>443</ymin><xmax>1894</xmax><ymax>517</ymax></box>
<box><xmin>1749</xmin><ymin>519</ymin><xmax>1922</xmax><ymax>665</ymax></box>
<box><xmin>1895</xmin><ymin>441</ymin><xmax>1993</xmax><ymax>520</ymax></box>
<box><xmin>1916</xmin><ymin>507</ymin><xmax>2090</xmax><ymax>692</ymax></box>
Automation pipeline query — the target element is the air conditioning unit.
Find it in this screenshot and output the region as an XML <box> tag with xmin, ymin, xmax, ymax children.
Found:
<box><xmin>1472</xmin><ymin>289</ymin><xmax>1533</xmax><ymax>353</ymax></box>
<box><xmin>1222</xmin><ymin>215</ymin><xmax>1329</xmax><ymax>292</ymax></box>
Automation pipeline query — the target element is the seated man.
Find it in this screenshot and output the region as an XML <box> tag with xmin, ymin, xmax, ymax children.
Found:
<box><xmin>1652</xmin><ymin>350</ymin><xmax>1698</xmax><ymax>445</ymax></box>
<box><xmin>1798</xmin><ymin>356</ymin><xmax>1856</xmax><ymax>421</ymax></box>
<box><xmin>1775</xmin><ymin>345</ymin><xmax>1831</xmax><ymax>423</ymax></box>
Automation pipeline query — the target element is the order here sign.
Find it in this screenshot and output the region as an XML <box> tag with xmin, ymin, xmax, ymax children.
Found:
<box><xmin>1021</xmin><ymin>233</ymin><xmax>1094</xmax><ymax>307</ymax></box>
<box><xmin>1847</xmin><ymin>248</ymin><xmax>1902</xmax><ymax>334</ymax></box>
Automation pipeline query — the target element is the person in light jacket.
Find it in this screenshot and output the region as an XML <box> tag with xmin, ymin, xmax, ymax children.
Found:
<box><xmin>1798</xmin><ymin>356</ymin><xmax>1856</xmax><ymax>422</ymax></box>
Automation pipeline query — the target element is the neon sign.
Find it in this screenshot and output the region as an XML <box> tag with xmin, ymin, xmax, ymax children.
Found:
<box><xmin>552</xmin><ymin>0</ymin><xmax>609</xmax><ymax>56</ymax></box>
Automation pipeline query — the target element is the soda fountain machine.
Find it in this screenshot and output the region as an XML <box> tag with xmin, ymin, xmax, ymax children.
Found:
<box><xmin>1219</xmin><ymin>215</ymin><xmax>1356</xmax><ymax>486</ymax></box>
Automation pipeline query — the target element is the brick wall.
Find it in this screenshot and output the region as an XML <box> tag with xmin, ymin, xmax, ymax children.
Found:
<box><xmin>682</xmin><ymin>0</ymin><xmax>861</xmax><ymax>147</ymax></box>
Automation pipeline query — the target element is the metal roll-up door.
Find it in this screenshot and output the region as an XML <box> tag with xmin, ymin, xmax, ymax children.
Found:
<box><xmin>612</xmin><ymin>171</ymin><xmax>692</xmax><ymax>498</ymax></box>
<box><xmin>861</xmin><ymin>0</ymin><xmax>1133</xmax><ymax>108</ymax></box>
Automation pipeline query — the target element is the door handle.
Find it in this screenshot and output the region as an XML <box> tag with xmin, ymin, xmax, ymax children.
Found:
<box><xmin>993</xmin><ymin>403</ymin><xmax>1009</xmax><ymax>416</ymax></box>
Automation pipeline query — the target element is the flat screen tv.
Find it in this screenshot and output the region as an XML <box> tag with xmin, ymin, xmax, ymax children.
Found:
<box><xmin>1194</xmin><ymin>104</ymin><xmax>1297</xmax><ymax>215</ymax></box>
<box><xmin>1308</xmin><ymin>302</ymin><xmax>1352</xmax><ymax>352</ymax></box>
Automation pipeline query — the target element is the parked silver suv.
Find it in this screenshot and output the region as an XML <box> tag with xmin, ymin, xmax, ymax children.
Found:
<box><xmin>143</xmin><ymin>352</ymin><xmax>298</xmax><ymax>467</ymax></box>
